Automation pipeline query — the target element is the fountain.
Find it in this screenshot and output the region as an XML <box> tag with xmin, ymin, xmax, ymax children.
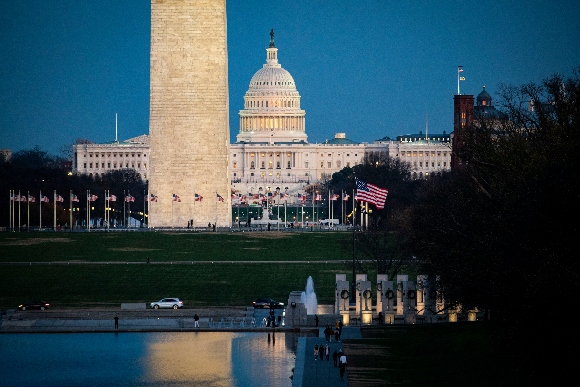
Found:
<box><xmin>300</xmin><ymin>276</ymin><xmax>318</xmax><ymax>315</ymax></box>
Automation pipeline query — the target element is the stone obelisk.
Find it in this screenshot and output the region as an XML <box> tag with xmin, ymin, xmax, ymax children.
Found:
<box><xmin>149</xmin><ymin>0</ymin><xmax>231</xmax><ymax>228</ymax></box>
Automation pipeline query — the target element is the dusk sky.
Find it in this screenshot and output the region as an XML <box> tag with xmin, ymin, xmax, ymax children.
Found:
<box><xmin>1</xmin><ymin>1</ymin><xmax>579</xmax><ymax>156</ymax></box>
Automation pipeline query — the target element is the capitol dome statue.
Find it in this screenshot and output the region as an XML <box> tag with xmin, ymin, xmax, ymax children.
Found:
<box><xmin>236</xmin><ymin>30</ymin><xmax>308</xmax><ymax>144</ymax></box>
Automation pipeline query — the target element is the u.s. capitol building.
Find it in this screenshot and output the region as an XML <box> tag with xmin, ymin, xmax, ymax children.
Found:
<box><xmin>72</xmin><ymin>33</ymin><xmax>452</xmax><ymax>200</ymax></box>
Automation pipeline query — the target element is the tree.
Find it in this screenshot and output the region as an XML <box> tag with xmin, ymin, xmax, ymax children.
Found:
<box><xmin>404</xmin><ymin>69</ymin><xmax>580</xmax><ymax>379</ymax></box>
<box><xmin>330</xmin><ymin>154</ymin><xmax>421</xmax><ymax>278</ymax></box>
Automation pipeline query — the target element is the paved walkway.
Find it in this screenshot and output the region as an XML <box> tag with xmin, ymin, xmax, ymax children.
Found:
<box><xmin>292</xmin><ymin>327</ymin><xmax>362</xmax><ymax>387</ymax></box>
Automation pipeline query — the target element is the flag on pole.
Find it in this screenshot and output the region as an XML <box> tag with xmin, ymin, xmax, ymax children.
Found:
<box><xmin>106</xmin><ymin>194</ymin><xmax>117</xmax><ymax>202</ymax></box>
<box><xmin>18</xmin><ymin>195</ymin><xmax>27</xmax><ymax>202</ymax></box>
<box><xmin>149</xmin><ymin>193</ymin><xmax>158</xmax><ymax>202</ymax></box>
<box><xmin>216</xmin><ymin>193</ymin><xmax>224</xmax><ymax>202</ymax></box>
<box><xmin>71</xmin><ymin>194</ymin><xmax>79</xmax><ymax>202</ymax></box>
<box><xmin>28</xmin><ymin>195</ymin><xmax>36</xmax><ymax>203</ymax></box>
<box><xmin>40</xmin><ymin>195</ymin><xmax>50</xmax><ymax>203</ymax></box>
<box><xmin>172</xmin><ymin>194</ymin><xmax>181</xmax><ymax>202</ymax></box>
<box><xmin>314</xmin><ymin>194</ymin><xmax>322</xmax><ymax>201</ymax></box>
<box><xmin>342</xmin><ymin>192</ymin><xmax>350</xmax><ymax>201</ymax></box>
<box><xmin>299</xmin><ymin>193</ymin><xmax>306</xmax><ymax>204</ymax></box>
<box><xmin>55</xmin><ymin>194</ymin><xmax>64</xmax><ymax>202</ymax></box>
<box><xmin>330</xmin><ymin>194</ymin><xmax>340</xmax><ymax>201</ymax></box>
<box><xmin>240</xmin><ymin>195</ymin><xmax>247</xmax><ymax>204</ymax></box>
<box><xmin>355</xmin><ymin>178</ymin><xmax>389</xmax><ymax>209</ymax></box>
<box><xmin>125</xmin><ymin>195</ymin><xmax>135</xmax><ymax>202</ymax></box>
<box><xmin>12</xmin><ymin>194</ymin><xmax>20</xmax><ymax>202</ymax></box>
<box><xmin>88</xmin><ymin>194</ymin><xmax>98</xmax><ymax>202</ymax></box>
<box><xmin>280</xmin><ymin>193</ymin><xmax>289</xmax><ymax>200</ymax></box>
<box><xmin>194</xmin><ymin>193</ymin><xmax>203</xmax><ymax>202</ymax></box>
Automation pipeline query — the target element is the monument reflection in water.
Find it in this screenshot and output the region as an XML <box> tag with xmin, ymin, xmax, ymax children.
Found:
<box><xmin>0</xmin><ymin>331</ymin><xmax>300</xmax><ymax>386</ymax></box>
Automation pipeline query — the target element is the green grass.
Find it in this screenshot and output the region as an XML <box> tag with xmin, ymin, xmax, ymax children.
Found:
<box><xmin>0</xmin><ymin>231</ymin><xmax>355</xmax><ymax>308</ymax></box>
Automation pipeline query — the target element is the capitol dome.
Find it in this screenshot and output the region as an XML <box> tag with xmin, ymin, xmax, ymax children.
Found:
<box><xmin>236</xmin><ymin>30</ymin><xmax>307</xmax><ymax>144</ymax></box>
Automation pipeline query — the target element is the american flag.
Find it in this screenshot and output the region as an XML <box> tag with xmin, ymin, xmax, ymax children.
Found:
<box><xmin>172</xmin><ymin>194</ymin><xmax>181</xmax><ymax>202</ymax></box>
<box><xmin>125</xmin><ymin>195</ymin><xmax>135</xmax><ymax>202</ymax></box>
<box><xmin>299</xmin><ymin>193</ymin><xmax>306</xmax><ymax>204</ymax></box>
<box><xmin>330</xmin><ymin>194</ymin><xmax>340</xmax><ymax>201</ymax></box>
<box><xmin>216</xmin><ymin>193</ymin><xmax>224</xmax><ymax>202</ymax></box>
<box><xmin>343</xmin><ymin>193</ymin><xmax>350</xmax><ymax>201</ymax></box>
<box><xmin>280</xmin><ymin>193</ymin><xmax>289</xmax><ymax>200</ymax></box>
<box><xmin>355</xmin><ymin>178</ymin><xmax>388</xmax><ymax>210</ymax></box>
<box><xmin>194</xmin><ymin>193</ymin><xmax>203</xmax><ymax>202</ymax></box>
<box><xmin>55</xmin><ymin>194</ymin><xmax>64</xmax><ymax>202</ymax></box>
<box><xmin>314</xmin><ymin>194</ymin><xmax>322</xmax><ymax>201</ymax></box>
<box><xmin>106</xmin><ymin>194</ymin><xmax>117</xmax><ymax>202</ymax></box>
<box><xmin>28</xmin><ymin>195</ymin><xmax>36</xmax><ymax>203</ymax></box>
<box><xmin>149</xmin><ymin>193</ymin><xmax>158</xmax><ymax>202</ymax></box>
<box><xmin>240</xmin><ymin>195</ymin><xmax>247</xmax><ymax>204</ymax></box>
<box><xmin>41</xmin><ymin>195</ymin><xmax>50</xmax><ymax>203</ymax></box>
<box><xmin>71</xmin><ymin>194</ymin><xmax>79</xmax><ymax>202</ymax></box>
<box><xmin>88</xmin><ymin>194</ymin><xmax>98</xmax><ymax>202</ymax></box>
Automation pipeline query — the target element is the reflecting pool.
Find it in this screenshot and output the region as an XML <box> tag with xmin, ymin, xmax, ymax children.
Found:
<box><xmin>0</xmin><ymin>331</ymin><xmax>301</xmax><ymax>386</ymax></box>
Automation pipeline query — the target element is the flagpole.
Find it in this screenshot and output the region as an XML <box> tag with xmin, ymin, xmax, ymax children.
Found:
<box><xmin>147</xmin><ymin>190</ymin><xmax>150</xmax><ymax>229</ymax></box>
<box><xmin>352</xmin><ymin>188</ymin><xmax>356</xmax><ymax>303</ymax></box>
<box><xmin>39</xmin><ymin>190</ymin><xmax>42</xmax><ymax>231</ymax></box>
<box><xmin>53</xmin><ymin>190</ymin><xmax>56</xmax><ymax>231</ymax></box>
<box><xmin>87</xmin><ymin>190</ymin><xmax>90</xmax><ymax>232</ymax></box>
<box><xmin>17</xmin><ymin>190</ymin><xmax>21</xmax><ymax>232</ymax></box>
<box><xmin>143</xmin><ymin>190</ymin><xmax>146</xmax><ymax>229</ymax></box>
<box><xmin>127</xmin><ymin>190</ymin><xmax>131</xmax><ymax>228</ymax></box>
<box><xmin>457</xmin><ymin>65</ymin><xmax>463</xmax><ymax>95</ymax></box>
<box><xmin>69</xmin><ymin>190</ymin><xmax>73</xmax><ymax>231</ymax></box>
<box><xmin>340</xmin><ymin>190</ymin><xmax>343</xmax><ymax>225</ymax></box>
<box><xmin>27</xmin><ymin>191</ymin><xmax>30</xmax><ymax>231</ymax></box>
<box><xmin>9</xmin><ymin>190</ymin><xmax>12</xmax><ymax>232</ymax></box>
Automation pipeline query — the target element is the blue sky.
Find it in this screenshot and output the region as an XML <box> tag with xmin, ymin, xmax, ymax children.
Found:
<box><xmin>1</xmin><ymin>0</ymin><xmax>579</xmax><ymax>156</ymax></box>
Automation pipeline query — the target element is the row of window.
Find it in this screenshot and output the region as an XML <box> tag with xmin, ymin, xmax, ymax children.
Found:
<box><xmin>87</xmin><ymin>172</ymin><xmax>147</xmax><ymax>180</ymax></box>
<box><xmin>84</xmin><ymin>162</ymin><xmax>146</xmax><ymax>169</ymax></box>
<box><xmin>86</xmin><ymin>153</ymin><xmax>146</xmax><ymax>158</ymax></box>
<box><xmin>234</xmin><ymin>160</ymin><xmax>353</xmax><ymax>170</ymax></box>
<box><xmin>403</xmin><ymin>151</ymin><xmax>448</xmax><ymax>157</ymax></box>
<box><xmin>246</xmin><ymin>99</ymin><xmax>299</xmax><ymax>108</ymax></box>
<box><xmin>414</xmin><ymin>162</ymin><xmax>448</xmax><ymax>168</ymax></box>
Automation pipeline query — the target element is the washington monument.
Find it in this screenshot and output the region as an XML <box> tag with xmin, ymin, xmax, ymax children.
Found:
<box><xmin>148</xmin><ymin>0</ymin><xmax>231</xmax><ymax>228</ymax></box>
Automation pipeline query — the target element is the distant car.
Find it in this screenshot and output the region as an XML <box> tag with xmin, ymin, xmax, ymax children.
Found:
<box><xmin>252</xmin><ymin>298</ymin><xmax>284</xmax><ymax>309</ymax></box>
<box><xmin>19</xmin><ymin>301</ymin><xmax>50</xmax><ymax>311</ymax></box>
<box><xmin>150</xmin><ymin>298</ymin><xmax>183</xmax><ymax>309</ymax></box>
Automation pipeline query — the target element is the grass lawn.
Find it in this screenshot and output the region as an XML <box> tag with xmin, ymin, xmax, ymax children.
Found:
<box><xmin>0</xmin><ymin>231</ymin><xmax>359</xmax><ymax>308</ymax></box>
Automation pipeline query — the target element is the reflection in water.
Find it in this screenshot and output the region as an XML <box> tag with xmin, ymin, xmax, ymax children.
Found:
<box><xmin>145</xmin><ymin>332</ymin><xmax>235</xmax><ymax>386</ymax></box>
<box><xmin>0</xmin><ymin>331</ymin><xmax>303</xmax><ymax>387</ymax></box>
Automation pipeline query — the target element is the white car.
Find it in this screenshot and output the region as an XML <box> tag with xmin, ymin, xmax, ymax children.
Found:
<box><xmin>150</xmin><ymin>298</ymin><xmax>184</xmax><ymax>309</ymax></box>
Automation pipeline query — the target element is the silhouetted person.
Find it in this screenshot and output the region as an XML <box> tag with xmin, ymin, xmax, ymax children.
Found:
<box><xmin>314</xmin><ymin>314</ymin><xmax>319</xmax><ymax>327</ymax></box>
<box><xmin>114</xmin><ymin>315</ymin><xmax>119</xmax><ymax>329</ymax></box>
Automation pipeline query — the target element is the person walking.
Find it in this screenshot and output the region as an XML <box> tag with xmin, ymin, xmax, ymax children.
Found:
<box><xmin>314</xmin><ymin>314</ymin><xmax>319</xmax><ymax>327</ymax></box>
<box><xmin>314</xmin><ymin>344</ymin><xmax>319</xmax><ymax>361</ymax></box>
<box><xmin>339</xmin><ymin>352</ymin><xmax>347</xmax><ymax>380</ymax></box>
<box><xmin>319</xmin><ymin>343</ymin><xmax>325</xmax><ymax>361</ymax></box>
<box><xmin>332</xmin><ymin>350</ymin><xmax>338</xmax><ymax>367</ymax></box>
<box><xmin>194</xmin><ymin>313</ymin><xmax>199</xmax><ymax>328</ymax></box>
<box><xmin>325</xmin><ymin>344</ymin><xmax>330</xmax><ymax>361</ymax></box>
<box><xmin>114</xmin><ymin>315</ymin><xmax>119</xmax><ymax>329</ymax></box>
